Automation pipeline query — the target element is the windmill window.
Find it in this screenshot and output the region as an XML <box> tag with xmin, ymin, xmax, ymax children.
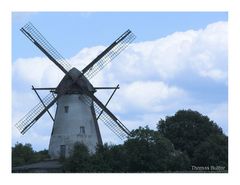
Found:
<box><xmin>60</xmin><ymin>145</ymin><xmax>66</xmax><ymax>158</ymax></box>
<box><xmin>80</xmin><ymin>126</ymin><xmax>85</xmax><ymax>134</ymax></box>
<box><xmin>64</xmin><ymin>106</ymin><xmax>69</xmax><ymax>113</ymax></box>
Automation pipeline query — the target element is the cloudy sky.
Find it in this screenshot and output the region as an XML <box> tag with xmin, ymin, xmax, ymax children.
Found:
<box><xmin>12</xmin><ymin>12</ymin><xmax>228</xmax><ymax>151</ymax></box>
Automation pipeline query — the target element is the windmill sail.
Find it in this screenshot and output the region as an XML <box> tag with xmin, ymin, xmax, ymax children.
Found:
<box><xmin>82</xmin><ymin>30</ymin><xmax>136</xmax><ymax>80</ymax></box>
<box><xmin>93</xmin><ymin>102</ymin><xmax>129</xmax><ymax>139</ymax></box>
<box><xmin>32</xmin><ymin>86</ymin><xmax>55</xmax><ymax>122</ymax></box>
<box><xmin>20</xmin><ymin>22</ymin><xmax>72</xmax><ymax>74</ymax></box>
<box><xmin>96</xmin><ymin>85</ymin><xmax>119</xmax><ymax>120</ymax></box>
<box><xmin>81</xmin><ymin>93</ymin><xmax>131</xmax><ymax>139</ymax></box>
<box><xmin>15</xmin><ymin>93</ymin><xmax>57</xmax><ymax>135</ymax></box>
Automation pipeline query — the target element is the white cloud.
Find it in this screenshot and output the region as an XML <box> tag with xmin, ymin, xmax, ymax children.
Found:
<box><xmin>12</xmin><ymin>21</ymin><xmax>228</xmax><ymax>150</ymax></box>
<box><xmin>110</xmin><ymin>21</ymin><xmax>227</xmax><ymax>83</ymax></box>
<box><xmin>117</xmin><ymin>81</ymin><xmax>186</xmax><ymax>111</ymax></box>
<box><xmin>13</xmin><ymin>57</ymin><xmax>64</xmax><ymax>87</ymax></box>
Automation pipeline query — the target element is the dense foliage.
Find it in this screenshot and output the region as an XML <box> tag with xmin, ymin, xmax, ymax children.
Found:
<box><xmin>63</xmin><ymin>127</ymin><xmax>190</xmax><ymax>172</ymax></box>
<box><xmin>12</xmin><ymin>143</ymin><xmax>49</xmax><ymax>167</ymax></box>
<box><xmin>157</xmin><ymin>110</ymin><xmax>228</xmax><ymax>169</ymax></box>
<box><xmin>12</xmin><ymin>110</ymin><xmax>228</xmax><ymax>172</ymax></box>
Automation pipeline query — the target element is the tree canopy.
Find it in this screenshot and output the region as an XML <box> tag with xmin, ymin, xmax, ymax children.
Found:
<box><xmin>12</xmin><ymin>143</ymin><xmax>49</xmax><ymax>167</ymax></box>
<box><xmin>157</xmin><ymin>109</ymin><xmax>228</xmax><ymax>169</ymax></box>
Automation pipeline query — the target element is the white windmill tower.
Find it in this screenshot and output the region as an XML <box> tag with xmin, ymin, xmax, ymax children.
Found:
<box><xmin>15</xmin><ymin>22</ymin><xmax>135</xmax><ymax>159</ymax></box>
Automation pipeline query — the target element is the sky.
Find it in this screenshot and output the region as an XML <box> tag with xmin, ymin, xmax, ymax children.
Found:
<box><xmin>12</xmin><ymin>12</ymin><xmax>228</xmax><ymax>151</ymax></box>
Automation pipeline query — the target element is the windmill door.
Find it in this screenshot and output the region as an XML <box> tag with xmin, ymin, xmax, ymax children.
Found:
<box><xmin>60</xmin><ymin>145</ymin><xmax>66</xmax><ymax>158</ymax></box>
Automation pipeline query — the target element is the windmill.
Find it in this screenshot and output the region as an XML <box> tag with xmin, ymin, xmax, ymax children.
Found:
<box><xmin>15</xmin><ymin>22</ymin><xmax>136</xmax><ymax>159</ymax></box>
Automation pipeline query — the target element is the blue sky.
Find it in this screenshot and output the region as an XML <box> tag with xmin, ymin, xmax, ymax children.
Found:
<box><xmin>12</xmin><ymin>12</ymin><xmax>228</xmax><ymax>151</ymax></box>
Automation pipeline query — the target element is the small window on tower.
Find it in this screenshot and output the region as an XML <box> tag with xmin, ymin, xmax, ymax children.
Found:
<box><xmin>64</xmin><ymin>106</ymin><xmax>69</xmax><ymax>113</ymax></box>
<box><xmin>60</xmin><ymin>145</ymin><xmax>66</xmax><ymax>158</ymax></box>
<box><xmin>80</xmin><ymin>126</ymin><xmax>85</xmax><ymax>134</ymax></box>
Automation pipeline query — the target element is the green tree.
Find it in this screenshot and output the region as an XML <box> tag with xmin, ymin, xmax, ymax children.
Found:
<box><xmin>63</xmin><ymin>143</ymin><xmax>91</xmax><ymax>172</ymax></box>
<box><xmin>12</xmin><ymin>143</ymin><xmax>35</xmax><ymax>167</ymax></box>
<box><xmin>89</xmin><ymin>144</ymin><xmax>127</xmax><ymax>172</ymax></box>
<box><xmin>124</xmin><ymin>126</ymin><xmax>190</xmax><ymax>172</ymax></box>
<box><xmin>157</xmin><ymin>109</ymin><xmax>228</xmax><ymax>170</ymax></box>
<box><xmin>168</xmin><ymin>150</ymin><xmax>191</xmax><ymax>172</ymax></box>
<box><xmin>192</xmin><ymin>134</ymin><xmax>228</xmax><ymax>168</ymax></box>
<box><xmin>157</xmin><ymin>110</ymin><xmax>224</xmax><ymax>158</ymax></box>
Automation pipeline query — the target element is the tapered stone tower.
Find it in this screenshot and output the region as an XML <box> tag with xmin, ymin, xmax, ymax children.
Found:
<box><xmin>48</xmin><ymin>95</ymin><xmax>102</xmax><ymax>159</ymax></box>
